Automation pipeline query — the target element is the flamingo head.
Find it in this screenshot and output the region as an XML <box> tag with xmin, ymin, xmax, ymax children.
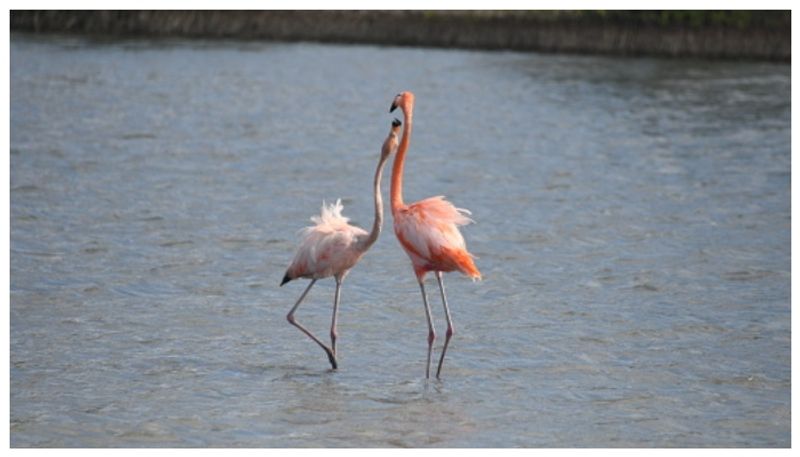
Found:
<box><xmin>381</xmin><ymin>118</ymin><xmax>402</xmax><ymax>160</ymax></box>
<box><xmin>390</xmin><ymin>91</ymin><xmax>415</xmax><ymax>114</ymax></box>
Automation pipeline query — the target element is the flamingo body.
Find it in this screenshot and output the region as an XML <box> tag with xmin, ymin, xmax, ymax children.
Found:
<box><xmin>281</xmin><ymin>119</ymin><xmax>401</xmax><ymax>370</ymax></box>
<box><xmin>388</xmin><ymin>91</ymin><xmax>480</xmax><ymax>378</ymax></box>
<box><xmin>282</xmin><ymin>200</ymin><xmax>368</xmax><ymax>284</ymax></box>
<box><xmin>393</xmin><ymin>196</ymin><xmax>480</xmax><ymax>281</ymax></box>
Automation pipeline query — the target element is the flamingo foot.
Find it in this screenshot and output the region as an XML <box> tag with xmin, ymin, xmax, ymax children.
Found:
<box><xmin>326</xmin><ymin>349</ymin><xmax>338</xmax><ymax>370</ymax></box>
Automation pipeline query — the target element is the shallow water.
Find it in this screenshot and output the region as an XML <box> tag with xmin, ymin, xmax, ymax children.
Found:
<box><xmin>10</xmin><ymin>33</ymin><xmax>790</xmax><ymax>447</ymax></box>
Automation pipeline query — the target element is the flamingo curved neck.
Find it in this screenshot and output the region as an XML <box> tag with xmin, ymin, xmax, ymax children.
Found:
<box><xmin>359</xmin><ymin>155</ymin><xmax>389</xmax><ymax>251</ymax></box>
<box><xmin>391</xmin><ymin>111</ymin><xmax>413</xmax><ymax>214</ymax></box>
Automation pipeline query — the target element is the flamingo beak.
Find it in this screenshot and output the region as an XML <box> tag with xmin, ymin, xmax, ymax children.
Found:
<box><xmin>390</xmin><ymin>101</ymin><xmax>398</xmax><ymax>113</ymax></box>
<box><xmin>392</xmin><ymin>118</ymin><xmax>401</xmax><ymax>127</ymax></box>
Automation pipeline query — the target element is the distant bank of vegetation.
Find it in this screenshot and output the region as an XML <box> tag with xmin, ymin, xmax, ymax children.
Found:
<box><xmin>10</xmin><ymin>10</ymin><xmax>790</xmax><ymax>61</ymax></box>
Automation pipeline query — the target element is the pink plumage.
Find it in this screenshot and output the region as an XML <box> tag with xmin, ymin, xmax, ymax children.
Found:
<box><xmin>282</xmin><ymin>199</ymin><xmax>368</xmax><ymax>284</ymax></box>
<box><xmin>393</xmin><ymin>196</ymin><xmax>481</xmax><ymax>281</ymax></box>
<box><xmin>280</xmin><ymin>118</ymin><xmax>401</xmax><ymax>371</ymax></box>
<box><xmin>388</xmin><ymin>91</ymin><xmax>481</xmax><ymax>379</ymax></box>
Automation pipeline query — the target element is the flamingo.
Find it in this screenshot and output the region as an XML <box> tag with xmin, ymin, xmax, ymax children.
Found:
<box><xmin>389</xmin><ymin>91</ymin><xmax>481</xmax><ymax>379</ymax></box>
<box><xmin>281</xmin><ymin>118</ymin><xmax>402</xmax><ymax>369</ymax></box>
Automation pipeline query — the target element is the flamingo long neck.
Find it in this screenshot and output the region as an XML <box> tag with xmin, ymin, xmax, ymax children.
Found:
<box><xmin>391</xmin><ymin>109</ymin><xmax>412</xmax><ymax>215</ymax></box>
<box><xmin>360</xmin><ymin>155</ymin><xmax>389</xmax><ymax>251</ymax></box>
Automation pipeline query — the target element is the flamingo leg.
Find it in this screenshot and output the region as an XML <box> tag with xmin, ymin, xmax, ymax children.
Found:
<box><xmin>330</xmin><ymin>276</ymin><xmax>342</xmax><ymax>356</ymax></box>
<box><xmin>286</xmin><ymin>279</ymin><xmax>338</xmax><ymax>370</ymax></box>
<box><xmin>434</xmin><ymin>271</ymin><xmax>455</xmax><ymax>379</ymax></box>
<box><xmin>418</xmin><ymin>280</ymin><xmax>436</xmax><ymax>378</ymax></box>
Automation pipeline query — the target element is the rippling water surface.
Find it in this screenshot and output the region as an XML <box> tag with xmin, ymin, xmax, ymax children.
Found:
<box><xmin>10</xmin><ymin>34</ymin><xmax>790</xmax><ymax>447</ymax></box>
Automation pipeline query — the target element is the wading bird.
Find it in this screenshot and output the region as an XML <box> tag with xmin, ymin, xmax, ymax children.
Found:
<box><xmin>281</xmin><ymin>119</ymin><xmax>402</xmax><ymax>369</ymax></box>
<box><xmin>389</xmin><ymin>91</ymin><xmax>481</xmax><ymax>379</ymax></box>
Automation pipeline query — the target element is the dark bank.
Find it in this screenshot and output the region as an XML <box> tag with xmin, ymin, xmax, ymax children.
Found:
<box><xmin>10</xmin><ymin>10</ymin><xmax>791</xmax><ymax>61</ymax></box>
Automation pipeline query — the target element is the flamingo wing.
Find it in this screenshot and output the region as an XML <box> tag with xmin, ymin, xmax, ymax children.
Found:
<box><xmin>394</xmin><ymin>196</ymin><xmax>480</xmax><ymax>279</ymax></box>
<box><xmin>283</xmin><ymin>200</ymin><xmax>368</xmax><ymax>284</ymax></box>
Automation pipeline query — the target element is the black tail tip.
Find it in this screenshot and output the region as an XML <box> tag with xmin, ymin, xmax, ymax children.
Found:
<box><xmin>280</xmin><ymin>274</ymin><xmax>292</xmax><ymax>286</ymax></box>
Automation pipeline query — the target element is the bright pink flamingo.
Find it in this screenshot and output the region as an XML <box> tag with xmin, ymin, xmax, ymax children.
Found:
<box><xmin>389</xmin><ymin>91</ymin><xmax>481</xmax><ymax>379</ymax></box>
<box><xmin>281</xmin><ymin>119</ymin><xmax>402</xmax><ymax>369</ymax></box>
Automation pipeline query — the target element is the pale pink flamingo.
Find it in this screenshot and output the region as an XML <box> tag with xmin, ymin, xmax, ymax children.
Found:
<box><xmin>389</xmin><ymin>91</ymin><xmax>481</xmax><ymax>379</ymax></box>
<box><xmin>281</xmin><ymin>119</ymin><xmax>402</xmax><ymax>369</ymax></box>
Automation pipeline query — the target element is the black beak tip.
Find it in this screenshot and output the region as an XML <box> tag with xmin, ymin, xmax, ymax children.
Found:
<box><xmin>392</xmin><ymin>118</ymin><xmax>401</xmax><ymax>127</ymax></box>
<box><xmin>390</xmin><ymin>103</ymin><xmax>397</xmax><ymax>113</ymax></box>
